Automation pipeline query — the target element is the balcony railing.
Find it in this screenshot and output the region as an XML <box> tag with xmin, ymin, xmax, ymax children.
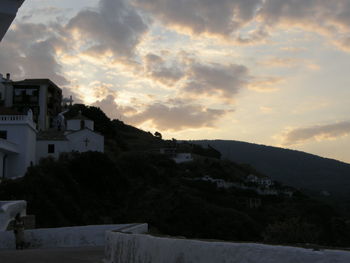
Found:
<box><xmin>0</xmin><ymin>115</ymin><xmax>28</xmax><ymax>121</ymax></box>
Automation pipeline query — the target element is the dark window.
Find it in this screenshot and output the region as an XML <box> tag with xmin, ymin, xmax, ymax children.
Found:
<box><xmin>80</xmin><ymin>120</ymin><xmax>85</xmax><ymax>129</ymax></box>
<box><xmin>48</xmin><ymin>144</ymin><xmax>55</xmax><ymax>153</ymax></box>
<box><xmin>0</xmin><ymin>131</ymin><xmax>7</xmax><ymax>139</ymax></box>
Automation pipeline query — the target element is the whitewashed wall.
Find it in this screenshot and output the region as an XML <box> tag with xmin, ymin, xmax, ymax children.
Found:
<box><xmin>105</xmin><ymin>232</ymin><xmax>350</xmax><ymax>263</ymax></box>
<box><xmin>66</xmin><ymin>129</ymin><xmax>104</xmax><ymax>153</ymax></box>
<box><xmin>66</xmin><ymin>119</ymin><xmax>81</xmax><ymax>131</ymax></box>
<box><xmin>0</xmin><ymin>117</ymin><xmax>36</xmax><ymax>178</ymax></box>
<box><xmin>36</xmin><ymin>140</ymin><xmax>69</xmax><ymax>162</ymax></box>
<box><xmin>0</xmin><ymin>223</ymin><xmax>148</xmax><ymax>250</ymax></box>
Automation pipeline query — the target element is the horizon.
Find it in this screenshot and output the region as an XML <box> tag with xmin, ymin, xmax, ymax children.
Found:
<box><xmin>0</xmin><ymin>0</ymin><xmax>349</xmax><ymax>163</ymax></box>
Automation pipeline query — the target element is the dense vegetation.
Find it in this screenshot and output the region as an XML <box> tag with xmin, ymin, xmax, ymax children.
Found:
<box><xmin>194</xmin><ymin>140</ymin><xmax>350</xmax><ymax>216</ymax></box>
<box><xmin>0</xmin><ymin>105</ymin><xmax>349</xmax><ymax>247</ymax></box>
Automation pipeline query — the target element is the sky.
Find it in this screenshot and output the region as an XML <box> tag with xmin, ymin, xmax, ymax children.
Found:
<box><xmin>1</xmin><ymin>0</ymin><xmax>350</xmax><ymax>163</ymax></box>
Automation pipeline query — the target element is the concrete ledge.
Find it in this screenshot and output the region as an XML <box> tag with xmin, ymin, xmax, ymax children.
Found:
<box><xmin>104</xmin><ymin>232</ymin><xmax>350</xmax><ymax>263</ymax></box>
<box><xmin>0</xmin><ymin>223</ymin><xmax>148</xmax><ymax>250</ymax></box>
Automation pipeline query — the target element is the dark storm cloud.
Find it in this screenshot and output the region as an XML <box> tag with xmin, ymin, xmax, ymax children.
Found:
<box><xmin>282</xmin><ymin>121</ymin><xmax>350</xmax><ymax>145</ymax></box>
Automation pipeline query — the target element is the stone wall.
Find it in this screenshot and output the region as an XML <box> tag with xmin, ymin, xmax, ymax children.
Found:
<box><xmin>105</xmin><ymin>232</ymin><xmax>350</xmax><ymax>263</ymax></box>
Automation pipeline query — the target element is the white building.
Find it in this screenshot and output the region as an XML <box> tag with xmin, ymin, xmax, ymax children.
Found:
<box><xmin>0</xmin><ymin>0</ymin><xmax>25</xmax><ymax>41</ymax></box>
<box><xmin>0</xmin><ymin>109</ymin><xmax>104</xmax><ymax>179</ymax></box>
<box><xmin>0</xmin><ymin>77</ymin><xmax>63</xmax><ymax>131</ymax></box>
<box><xmin>173</xmin><ymin>153</ymin><xmax>193</xmax><ymax>164</ymax></box>
<box><xmin>0</xmin><ymin>109</ymin><xmax>36</xmax><ymax>179</ymax></box>
<box><xmin>36</xmin><ymin>112</ymin><xmax>104</xmax><ymax>162</ymax></box>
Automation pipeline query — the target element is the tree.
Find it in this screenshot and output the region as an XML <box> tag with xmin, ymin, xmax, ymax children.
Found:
<box><xmin>154</xmin><ymin>131</ymin><xmax>162</xmax><ymax>139</ymax></box>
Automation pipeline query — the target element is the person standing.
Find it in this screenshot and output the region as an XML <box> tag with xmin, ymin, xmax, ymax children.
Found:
<box><xmin>13</xmin><ymin>213</ymin><xmax>25</xmax><ymax>250</ymax></box>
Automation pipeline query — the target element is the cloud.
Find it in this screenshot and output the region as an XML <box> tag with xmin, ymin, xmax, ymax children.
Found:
<box><xmin>259</xmin><ymin>57</ymin><xmax>299</xmax><ymax>67</ymax></box>
<box><xmin>66</xmin><ymin>0</ymin><xmax>148</xmax><ymax>57</ymax></box>
<box><xmin>258</xmin><ymin>57</ymin><xmax>321</xmax><ymax>71</ymax></box>
<box><xmin>258</xmin><ymin>0</ymin><xmax>350</xmax><ymax>50</ymax></box>
<box><xmin>92</xmin><ymin>94</ymin><xmax>137</xmax><ymax>120</ymax></box>
<box><xmin>91</xmin><ymin>92</ymin><xmax>228</xmax><ymax>132</ymax></box>
<box><xmin>184</xmin><ymin>63</ymin><xmax>249</xmax><ymax>99</ymax></box>
<box><xmin>134</xmin><ymin>0</ymin><xmax>262</xmax><ymax>37</ymax></box>
<box><xmin>281</xmin><ymin>121</ymin><xmax>350</xmax><ymax>145</ymax></box>
<box><xmin>125</xmin><ymin>99</ymin><xmax>228</xmax><ymax>131</ymax></box>
<box><xmin>144</xmin><ymin>53</ymin><xmax>185</xmax><ymax>85</ymax></box>
<box><xmin>135</xmin><ymin>0</ymin><xmax>350</xmax><ymax>50</ymax></box>
<box><xmin>0</xmin><ymin>23</ymin><xmax>68</xmax><ymax>85</ymax></box>
<box><xmin>246</xmin><ymin>76</ymin><xmax>283</xmax><ymax>92</ymax></box>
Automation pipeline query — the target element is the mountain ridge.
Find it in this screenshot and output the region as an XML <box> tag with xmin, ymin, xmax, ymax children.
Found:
<box><xmin>192</xmin><ymin>139</ymin><xmax>350</xmax><ymax>200</ymax></box>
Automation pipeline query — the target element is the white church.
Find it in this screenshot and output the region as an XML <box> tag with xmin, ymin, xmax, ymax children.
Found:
<box><xmin>0</xmin><ymin>75</ymin><xmax>104</xmax><ymax>179</ymax></box>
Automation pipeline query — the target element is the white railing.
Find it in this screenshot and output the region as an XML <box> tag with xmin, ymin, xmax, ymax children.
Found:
<box><xmin>0</xmin><ymin>115</ymin><xmax>28</xmax><ymax>122</ymax></box>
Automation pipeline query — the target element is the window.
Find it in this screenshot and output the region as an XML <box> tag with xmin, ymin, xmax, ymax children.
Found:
<box><xmin>80</xmin><ymin>120</ymin><xmax>85</xmax><ymax>129</ymax></box>
<box><xmin>48</xmin><ymin>144</ymin><xmax>55</xmax><ymax>153</ymax></box>
<box><xmin>0</xmin><ymin>131</ymin><xmax>7</xmax><ymax>140</ymax></box>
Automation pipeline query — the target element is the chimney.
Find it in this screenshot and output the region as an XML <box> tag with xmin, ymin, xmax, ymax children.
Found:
<box><xmin>6</xmin><ymin>73</ymin><xmax>10</xmax><ymax>81</ymax></box>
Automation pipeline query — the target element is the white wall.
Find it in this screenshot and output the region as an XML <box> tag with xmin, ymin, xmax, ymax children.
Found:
<box><xmin>0</xmin><ymin>223</ymin><xmax>148</xmax><ymax>250</ymax></box>
<box><xmin>66</xmin><ymin>129</ymin><xmax>104</xmax><ymax>153</ymax></box>
<box><xmin>85</xmin><ymin>120</ymin><xmax>94</xmax><ymax>130</ymax></box>
<box><xmin>0</xmin><ymin>117</ymin><xmax>37</xmax><ymax>178</ymax></box>
<box><xmin>173</xmin><ymin>153</ymin><xmax>193</xmax><ymax>164</ymax></box>
<box><xmin>36</xmin><ymin>140</ymin><xmax>69</xmax><ymax>162</ymax></box>
<box><xmin>0</xmin><ymin>200</ymin><xmax>26</xmax><ymax>231</ymax></box>
<box><xmin>66</xmin><ymin>119</ymin><xmax>81</xmax><ymax>131</ymax></box>
<box><xmin>105</xmin><ymin>232</ymin><xmax>350</xmax><ymax>263</ymax></box>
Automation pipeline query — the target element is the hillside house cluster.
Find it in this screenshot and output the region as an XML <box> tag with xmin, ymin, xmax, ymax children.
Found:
<box><xmin>159</xmin><ymin>147</ymin><xmax>194</xmax><ymax>163</ymax></box>
<box><xmin>0</xmin><ymin>74</ymin><xmax>104</xmax><ymax>179</ymax></box>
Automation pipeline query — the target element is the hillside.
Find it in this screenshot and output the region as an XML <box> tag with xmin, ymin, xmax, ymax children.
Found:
<box><xmin>193</xmin><ymin>140</ymin><xmax>350</xmax><ymax>208</ymax></box>
<box><xmin>0</xmin><ymin>105</ymin><xmax>349</xmax><ymax>247</ymax></box>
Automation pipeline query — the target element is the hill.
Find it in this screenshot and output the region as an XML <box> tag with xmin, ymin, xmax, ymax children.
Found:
<box><xmin>193</xmin><ymin>140</ymin><xmax>350</xmax><ymax>211</ymax></box>
<box><xmin>0</xmin><ymin>105</ymin><xmax>349</xmax><ymax>247</ymax></box>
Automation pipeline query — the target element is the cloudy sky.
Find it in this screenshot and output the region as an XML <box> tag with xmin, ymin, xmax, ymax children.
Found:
<box><xmin>1</xmin><ymin>0</ymin><xmax>350</xmax><ymax>163</ymax></box>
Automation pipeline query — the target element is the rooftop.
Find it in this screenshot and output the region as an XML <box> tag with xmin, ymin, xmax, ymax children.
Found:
<box><xmin>13</xmin><ymin>79</ymin><xmax>61</xmax><ymax>91</ymax></box>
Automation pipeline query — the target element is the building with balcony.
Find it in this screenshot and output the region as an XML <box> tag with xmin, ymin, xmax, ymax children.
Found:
<box><xmin>0</xmin><ymin>76</ymin><xmax>104</xmax><ymax>179</ymax></box>
<box><xmin>0</xmin><ymin>108</ymin><xmax>104</xmax><ymax>179</ymax></box>
<box><xmin>0</xmin><ymin>78</ymin><xmax>63</xmax><ymax>131</ymax></box>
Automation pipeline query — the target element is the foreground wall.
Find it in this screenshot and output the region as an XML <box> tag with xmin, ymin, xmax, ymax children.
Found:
<box><xmin>105</xmin><ymin>232</ymin><xmax>350</xmax><ymax>263</ymax></box>
<box><xmin>0</xmin><ymin>201</ymin><xmax>26</xmax><ymax>231</ymax></box>
<box><xmin>0</xmin><ymin>223</ymin><xmax>148</xmax><ymax>250</ymax></box>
